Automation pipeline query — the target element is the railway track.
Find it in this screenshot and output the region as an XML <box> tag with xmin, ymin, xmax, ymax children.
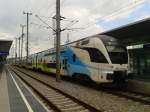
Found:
<box><xmin>106</xmin><ymin>90</ymin><xmax>150</xmax><ymax>105</ymax></box>
<box><xmin>8</xmin><ymin>66</ymin><xmax>102</xmax><ymax>112</ymax></box>
<box><xmin>12</xmin><ymin>66</ymin><xmax>150</xmax><ymax>106</ymax></box>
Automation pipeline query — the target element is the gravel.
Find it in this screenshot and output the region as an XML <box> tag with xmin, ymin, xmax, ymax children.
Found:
<box><xmin>14</xmin><ymin>67</ymin><xmax>150</xmax><ymax>112</ymax></box>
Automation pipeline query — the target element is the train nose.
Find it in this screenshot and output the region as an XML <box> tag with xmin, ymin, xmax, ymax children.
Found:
<box><xmin>113</xmin><ymin>71</ymin><xmax>127</xmax><ymax>83</ymax></box>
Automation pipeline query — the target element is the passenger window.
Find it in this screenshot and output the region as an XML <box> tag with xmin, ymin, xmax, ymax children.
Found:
<box><xmin>73</xmin><ymin>54</ymin><xmax>76</xmax><ymax>62</ymax></box>
<box><xmin>47</xmin><ymin>63</ymin><xmax>56</xmax><ymax>68</ymax></box>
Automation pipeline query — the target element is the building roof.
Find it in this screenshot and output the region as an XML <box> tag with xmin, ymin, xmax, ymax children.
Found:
<box><xmin>0</xmin><ymin>40</ymin><xmax>12</xmax><ymax>57</ymax></box>
<box><xmin>100</xmin><ymin>17</ymin><xmax>150</xmax><ymax>45</ymax></box>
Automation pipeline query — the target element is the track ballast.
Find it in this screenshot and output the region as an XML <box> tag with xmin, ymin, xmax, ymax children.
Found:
<box><xmin>9</xmin><ymin>66</ymin><xmax>102</xmax><ymax>112</ymax></box>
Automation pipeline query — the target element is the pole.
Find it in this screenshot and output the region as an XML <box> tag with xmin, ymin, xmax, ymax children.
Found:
<box><xmin>27</xmin><ymin>13</ymin><xmax>29</xmax><ymax>63</ymax></box>
<box><xmin>10</xmin><ymin>44</ymin><xmax>14</xmax><ymax>64</ymax></box>
<box><xmin>15</xmin><ymin>38</ymin><xmax>17</xmax><ymax>64</ymax></box>
<box><xmin>20</xmin><ymin>24</ymin><xmax>25</xmax><ymax>62</ymax></box>
<box><xmin>13</xmin><ymin>44</ymin><xmax>15</xmax><ymax>64</ymax></box>
<box><xmin>66</xmin><ymin>33</ymin><xmax>70</xmax><ymax>44</ymax></box>
<box><xmin>52</xmin><ymin>15</ymin><xmax>56</xmax><ymax>48</ymax></box>
<box><xmin>18</xmin><ymin>37</ymin><xmax>21</xmax><ymax>63</ymax></box>
<box><xmin>56</xmin><ymin>0</ymin><xmax>61</xmax><ymax>82</ymax></box>
<box><xmin>23</xmin><ymin>12</ymin><xmax>32</xmax><ymax>64</ymax></box>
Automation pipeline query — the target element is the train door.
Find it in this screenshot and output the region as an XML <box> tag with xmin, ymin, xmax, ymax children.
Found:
<box><xmin>62</xmin><ymin>57</ymin><xmax>68</xmax><ymax>76</ymax></box>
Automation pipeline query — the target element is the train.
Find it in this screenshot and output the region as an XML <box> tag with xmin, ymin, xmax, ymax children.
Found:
<box><xmin>8</xmin><ymin>35</ymin><xmax>130</xmax><ymax>83</ymax></box>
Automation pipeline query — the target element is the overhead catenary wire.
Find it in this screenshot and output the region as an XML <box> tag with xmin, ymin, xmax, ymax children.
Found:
<box><xmin>78</xmin><ymin>0</ymin><xmax>149</xmax><ymax>32</ymax></box>
<box><xmin>96</xmin><ymin>0</ymin><xmax>149</xmax><ymax>21</ymax></box>
<box><xmin>33</xmin><ymin>14</ymin><xmax>80</xmax><ymax>34</ymax></box>
<box><xmin>66</xmin><ymin>0</ymin><xmax>149</xmax><ymax>41</ymax></box>
<box><xmin>30</xmin><ymin>0</ymin><xmax>148</xmax><ymax>32</ymax></box>
<box><xmin>30</xmin><ymin>22</ymin><xmax>50</xmax><ymax>29</ymax></box>
<box><xmin>35</xmin><ymin>14</ymin><xmax>56</xmax><ymax>32</ymax></box>
<box><xmin>30</xmin><ymin>0</ymin><xmax>149</xmax><ymax>37</ymax></box>
<box><xmin>37</xmin><ymin>0</ymin><xmax>67</xmax><ymax>23</ymax></box>
<box><xmin>61</xmin><ymin>20</ymin><xmax>79</xmax><ymax>31</ymax></box>
<box><xmin>18</xmin><ymin>0</ymin><xmax>149</xmax><ymax>61</ymax></box>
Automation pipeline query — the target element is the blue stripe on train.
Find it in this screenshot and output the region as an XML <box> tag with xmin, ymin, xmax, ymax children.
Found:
<box><xmin>60</xmin><ymin>48</ymin><xmax>91</xmax><ymax>77</ymax></box>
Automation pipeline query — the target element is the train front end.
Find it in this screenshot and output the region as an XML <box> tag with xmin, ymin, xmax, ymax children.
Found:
<box><xmin>105</xmin><ymin>45</ymin><xmax>128</xmax><ymax>83</ymax></box>
<box><xmin>100</xmin><ymin>35</ymin><xmax>129</xmax><ymax>83</ymax></box>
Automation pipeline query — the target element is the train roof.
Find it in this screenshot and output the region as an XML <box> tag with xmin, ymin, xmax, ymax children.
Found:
<box><xmin>30</xmin><ymin>34</ymin><xmax>114</xmax><ymax>55</ymax></box>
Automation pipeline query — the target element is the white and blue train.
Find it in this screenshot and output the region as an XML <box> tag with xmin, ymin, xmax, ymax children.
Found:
<box><xmin>12</xmin><ymin>35</ymin><xmax>130</xmax><ymax>83</ymax></box>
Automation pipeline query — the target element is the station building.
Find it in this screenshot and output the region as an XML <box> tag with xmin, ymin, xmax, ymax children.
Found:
<box><xmin>101</xmin><ymin>17</ymin><xmax>150</xmax><ymax>80</ymax></box>
<box><xmin>0</xmin><ymin>40</ymin><xmax>12</xmax><ymax>64</ymax></box>
<box><xmin>128</xmin><ymin>44</ymin><xmax>150</xmax><ymax>80</ymax></box>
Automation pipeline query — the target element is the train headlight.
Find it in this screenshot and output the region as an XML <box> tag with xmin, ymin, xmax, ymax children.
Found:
<box><xmin>103</xmin><ymin>71</ymin><xmax>114</xmax><ymax>74</ymax></box>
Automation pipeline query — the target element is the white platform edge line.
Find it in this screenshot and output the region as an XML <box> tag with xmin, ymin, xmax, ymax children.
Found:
<box><xmin>13</xmin><ymin>69</ymin><xmax>51</xmax><ymax>112</ymax></box>
<box><xmin>7</xmin><ymin>68</ymin><xmax>34</xmax><ymax>112</ymax></box>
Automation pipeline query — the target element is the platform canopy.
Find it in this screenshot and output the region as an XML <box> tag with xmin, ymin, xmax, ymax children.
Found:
<box><xmin>100</xmin><ymin>17</ymin><xmax>150</xmax><ymax>46</ymax></box>
<box><xmin>0</xmin><ymin>40</ymin><xmax>12</xmax><ymax>57</ymax></box>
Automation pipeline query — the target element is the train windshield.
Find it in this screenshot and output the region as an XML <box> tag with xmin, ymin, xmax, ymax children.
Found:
<box><xmin>106</xmin><ymin>45</ymin><xmax>128</xmax><ymax>64</ymax></box>
<box><xmin>99</xmin><ymin>35</ymin><xmax>128</xmax><ymax>64</ymax></box>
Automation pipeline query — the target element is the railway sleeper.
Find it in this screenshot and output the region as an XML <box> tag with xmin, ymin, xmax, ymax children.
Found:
<box><xmin>45</xmin><ymin>93</ymin><xmax>63</xmax><ymax>97</ymax></box>
<box><xmin>57</xmin><ymin>103</ymin><xmax>78</xmax><ymax>108</ymax></box>
<box><xmin>53</xmin><ymin>100</ymin><xmax>74</xmax><ymax>105</ymax></box>
<box><xmin>49</xmin><ymin>98</ymin><xmax>70</xmax><ymax>102</ymax></box>
<box><xmin>57</xmin><ymin>104</ymin><xmax>83</xmax><ymax>110</ymax></box>
<box><xmin>77</xmin><ymin>109</ymin><xmax>90</xmax><ymax>112</ymax></box>
<box><xmin>46</xmin><ymin>96</ymin><xmax>66</xmax><ymax>101</ymax></box>
<box><xmin>60</xmin><ymin>105</ymin><xmax>85</xmax><ymax>112</ymax></box>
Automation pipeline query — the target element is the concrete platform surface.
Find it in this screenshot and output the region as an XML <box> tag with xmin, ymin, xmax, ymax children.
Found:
<box><xmin>127</xmin><ymin>79</ymin><xmax>150</xmax><ymax>95</ymax></box>
<box><xmin>0</xmin><ymin>65</ymin><xmax>50</xmax><ymax>112</ymax></box>
<box><xmin>0</xmin><ymin>68</ymin><xmax>10</xmax><ymax>112</ymax></box>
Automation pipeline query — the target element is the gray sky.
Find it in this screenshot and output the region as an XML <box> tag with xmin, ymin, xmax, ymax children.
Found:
<box><xmin>0</xmin><ymin>0</ymin><xmax>149</xmax><ymax>57</ymax></box>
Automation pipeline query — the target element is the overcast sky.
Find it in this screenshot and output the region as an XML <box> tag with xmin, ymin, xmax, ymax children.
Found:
<box><xmin>0</xmin><ymin>0</ymin><xmax>149</xmax><ymax>57</ymax></box>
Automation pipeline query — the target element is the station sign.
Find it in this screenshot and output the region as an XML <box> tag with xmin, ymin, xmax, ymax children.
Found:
<box><xmin>127</xmin><ymin>44</ymin><xmax>143</xmax><ymax>50</ymax></box>
<box><xmin>0</xmin><ymin>52</ymin><xmax>9</xmax><ymax>56</ymax></box>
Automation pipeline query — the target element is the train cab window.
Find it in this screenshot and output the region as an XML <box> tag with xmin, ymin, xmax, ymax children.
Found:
<box><xmin>72</xmin><ymin>54</ymin><xmax>76</xmax><ymax>62</ymax></box>
<box><xmin>82</xmin><ymin>47</ymin><xmax>108</xmax><ymax>63</ymax></box>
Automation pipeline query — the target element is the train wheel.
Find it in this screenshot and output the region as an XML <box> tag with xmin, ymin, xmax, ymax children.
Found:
<box><xmin>83</xmin><ymin>75</ymin><xmax>92</xmax><ymax>83</ymax></box>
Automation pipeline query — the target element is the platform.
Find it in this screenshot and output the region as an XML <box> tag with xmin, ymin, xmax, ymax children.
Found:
<box><xmin>127</xmin><ymin>79</ymin><xmax>150</xmax><ymax>95</ymax></box>
<box><xmin>0</xmin><ymin>65</ymin><xmax>50</xmax><ymax>112</ymax></box>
